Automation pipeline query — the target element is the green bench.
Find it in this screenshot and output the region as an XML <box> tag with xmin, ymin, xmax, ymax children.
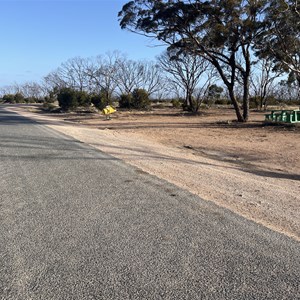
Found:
<box><xmin>265</xmin><ymin>110</ymin><xmax>300</xmax><ymax>123</ymax></box>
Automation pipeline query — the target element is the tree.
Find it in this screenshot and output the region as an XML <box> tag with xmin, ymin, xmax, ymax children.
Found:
<box><xmin>274</xmin><ymin>78</ymin><xmax>300</xmax><ymax>103</ymax></box>
<box><xmin>207</xmin><ymin>84</ymin><xmax>224</xmax><ymax>105</ymax></box>
<box><xmin>84</xmin><ymin>52</ymin><xmax>121</xmax><ymax>100</ymax></box>
<box><xmin>115</xmin><ymin>57</ymin><xmax>163</xmax><ymax>96</ymax></box>
<box><xmin>250</xmin><ymin>58</ymin><xmax>283</xmax><ymax>110</ymax></box>
<box><xmin>119</xmin><ymin>0</ymin><xmax>267</xmax><ymax>122</ymax></box>
<box><xmin>259</xmin><ymin>0</ymin><xmax>300</xmax><ymax>88</ymax></box>
<box><xmin>45</xmin><ymin>57</ymin><xmax>90</xmax><ymax>93</ymax></box>
<box><xmin>158</xmin><ymin>49</ymin><xmax>210</xmax><ymax>112</ymax></box>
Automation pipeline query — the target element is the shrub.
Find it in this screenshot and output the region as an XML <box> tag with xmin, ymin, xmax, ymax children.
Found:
<box><xmin>57</xmin><ymin>88</ymin><xmax>78</xmax><ymax>111</ymax></box>
<box><xmin>25</xmin><ymin>97</ymin><xmax>38</xmax><ymax>103</ymax></box>
<box><xmin>171</xmin><ymin>99</ymin><xmax>182</xmax><ymax>108</ymax></box>
<box><xmin>215</xmin><ymin>98</ymin><xmax>231</xmax><ymax>105</ymax></box>
<box><xmin>76</xmin><ymin>91</ymin><xmax>91</xmax><ymax>107</ymax></box>
<box><xmin>14</xmin><ymin>93</ymin><xmax>25</xmax><ymax>103</ymax></box>
<box><xmin>119</xmin><ymin>93</ymin><xmax>133</xmax><ymax>109</ymax></box>
<box><xmin>91</xmin><ymin>89</ymin><xmax>110</xmax><ymax>110</ymax></box>
<box><xmin>42</xmin><ymin>102</ymin><xmax>57</xmax><ymax>111</ymax></box>
<box><xmin>131</xmin><ymin>88</ymin><xmax>150</xmax><ymax>109</ymax></box>
<box><xmin>2</xmin><ymin>94</ymin><xmax>15</xmax><ymax>103</ymax></box>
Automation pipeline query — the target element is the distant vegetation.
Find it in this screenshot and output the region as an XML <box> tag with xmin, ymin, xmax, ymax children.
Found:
<box><xmin>1</xmin><ymin>0</ymin><xmax>299</xmax><ymax>121</ymax></box>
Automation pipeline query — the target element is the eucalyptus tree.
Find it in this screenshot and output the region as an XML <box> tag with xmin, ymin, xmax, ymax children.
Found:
<box><xmin>259</xmin><ymin>0</ymin><xmax>300</xmax><ymax>88</ymax></box>
<box><xmin>119</xmin><ymin>0</ymin><xmax>268</xmax><ymax>122</ymax></box>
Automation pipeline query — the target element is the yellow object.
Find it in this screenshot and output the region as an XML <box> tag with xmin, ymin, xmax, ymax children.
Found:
<box><xmin>102</xmin><ymin>105</ymin><xmax>116</xmax><ymax>115</ymax></box>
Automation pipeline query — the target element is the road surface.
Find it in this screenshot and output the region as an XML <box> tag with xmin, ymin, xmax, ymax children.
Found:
<box><xmin>0</xmin><ymin>106</ymin><xmax>299</xmax><ymax>299</ymax></box>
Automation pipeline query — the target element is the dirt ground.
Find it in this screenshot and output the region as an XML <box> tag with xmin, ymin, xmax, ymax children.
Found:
<box><xmin>6</xmin><ymin>105</ymin><xmax>300</xmax><ymax>241</ymax></box>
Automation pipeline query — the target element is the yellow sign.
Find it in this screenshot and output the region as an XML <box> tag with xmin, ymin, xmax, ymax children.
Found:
<box><xmin>102</xmin><ymin>105</ymin><xmax>116</xmax><ymax>115</ymax></box>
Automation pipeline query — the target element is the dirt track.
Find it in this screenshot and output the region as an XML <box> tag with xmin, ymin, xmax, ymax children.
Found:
<box><xmin>6</xmin><ymin>105</ymin><xmax>300</xmax><ymax>240</ymax></box>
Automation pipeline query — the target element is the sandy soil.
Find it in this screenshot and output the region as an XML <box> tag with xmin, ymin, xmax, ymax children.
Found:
<box><xmin>5</xmin><ymin>105</ymin><xmax>300</xmax><ymax>241</ymax></box>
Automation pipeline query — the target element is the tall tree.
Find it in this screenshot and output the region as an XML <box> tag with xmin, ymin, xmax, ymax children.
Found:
<box><xmin>119</xmin><ymin>0</ymin><xmax>267</xmax><ymax>122</ymax></box>
<box><xmin>259</xmin><ymin>0</ymin><xmax>300</xmax><ymax>88</ymax></box>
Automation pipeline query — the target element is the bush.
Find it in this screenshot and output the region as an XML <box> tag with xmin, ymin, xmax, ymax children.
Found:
<box><xmin>171</xmin><ymin>99</ymin><xmax>182</xmax><ymax>108</ymax></box>
<box><xmin>91</xmin><ymin>89</ymin><xmax>110</xmax><ymax>110</ymax></box>
<box><xmin>57</xmin><ymin>88</ymin><xmax>94</xmax><ymax>111</ymax></box>
<box><xmin>249</xmin><ymin>97</ymin><xmax>259</xmax><ymax>109</ymax></box>
<box><xmin>119</xmin><ymin>93</ymin><xmax>133</xmax><ymax>109</ymax></box>
<box><xmin>76</xmin><ymin>91</ymin><xmax>91</xmax><ymax>107</ymax></box>
<box><xmin>2</xmin><ymin>94</ymin><xmax>15</xmax><ymax>103</ymax></box>
<box><xmin>42</xmin><ymin>102</ymin><xmax>57</xmax><ymax>111</ymax></box>
<box><xmin>14</xmin><ymin>93</ymin><xmax>25</xmax><ymax>103</ymax></box>
<box><xmin>25</xmin><ymin>97</ymin><xmax>39</xmax><ymax>103</ymax></box>
<box><xmin>131</xmin><ymin>88</ymin><xmax>150</xmax><ymax>109</ymax></box>
<box><xmin>215</xmin><ymin>98</ymin><xmax>231</xmax><ymax>105</ymax></box>
<box><xmin>57</xmin><ymin>88</ymin><xmax>78</xmax><ymax>111</ymax></box>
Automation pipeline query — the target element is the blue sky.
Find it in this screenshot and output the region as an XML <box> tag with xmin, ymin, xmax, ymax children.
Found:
<box><xmin>0</xmin><ymin>0</ymin><xmax>166</xmax><ymax>86</ymax></box>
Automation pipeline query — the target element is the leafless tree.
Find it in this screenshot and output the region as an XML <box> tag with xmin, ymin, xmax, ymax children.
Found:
<box><xmin>19</xmin><ymin>81</ymin><xmax>44</xmax><ymax>100</ymax></box>
<box><xmin>115</xmin><ymin>58</ymin><xmax>164</xmax><ymax>96</ymax></box>
<box><xmin>158</xmin><ymin>50</ymin><xmax>211</xmax><ymax>111</ymax></box>
<box><xmin>250</xmin><ymin>58</ymin><xmax>284</xmax><ymax>110</ymax></box>
<box><xmin>56</xmin><ymin>57</ymin><xmax>90</xmax><ymax>91</ymax></box>
<box><xmin>84</xmin><ymin>51</ymin><xmax>122</xmax><ymax>99</ymax></box>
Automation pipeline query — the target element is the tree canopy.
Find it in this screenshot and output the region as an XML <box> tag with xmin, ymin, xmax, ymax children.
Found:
<box><xmin>258</xmin><ymin>0</ymin><xmax>300</xmax><ymax>87</ymax></box>
<box><xmin>119</xmin><ymin>0</ymin><xmax>299</xmax><ymax>122</ymax></box>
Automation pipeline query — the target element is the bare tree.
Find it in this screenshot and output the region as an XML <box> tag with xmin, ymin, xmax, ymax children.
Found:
<box><xmin>137</xmin><ymin>61</ymin><xmax>164</xmax><ymax>96</ymax></box>
<box><xmin>43</xmin><ymin>70</ymin><xmax>68</xmax><ymax>91</ymax></box>
<box><xmin>115</xmin><ymin>58</ymin><xmax>163</xmax><ymax>96</ymax></box>
<box><xmin>274</xmin><ymin>78</ymin><xmax>300</xmax><ymax>103</ymax></box>
<box><xmin>84</xmin><ymin>52</ymin><xmax>122</xmax><ymax>100</ymax></box>
<box><xmin>56</xmin><ymin>57</ymin><xmax>90</xmax><ymax>91</ymax></box>
<box><xmin>20</xmin><ymin>81</ymin><xmax>44</xmax><ymax>100</ymax></box>
<box><xmin>158</xmin><ymin>50</ymin><xmax>211</xmax><ymax>112</ymax></box>
<box><xmin>250</xmin><ymin>58</ymin><xmax>284</xmax><ymax>110</ymax></box>
<box><xmin>193</xmin><ymin>69</ymin><xmax>217</xmax><ymax>111</ymax></box>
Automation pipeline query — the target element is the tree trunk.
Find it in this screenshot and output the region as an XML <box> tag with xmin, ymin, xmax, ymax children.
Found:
<box><xmin>229</xmin><ymin>89</ymin><xmax>244</xmax><ymax>122</ymax></box>
<box><xmin>242</xmin><ymin>79</ymin><xmax>250</xmax><ymax>121</ymax></box>
<box><xmin>242</xmin><ymin>48</ymin><xmax>251</xmax><ymax>122</ymax></box>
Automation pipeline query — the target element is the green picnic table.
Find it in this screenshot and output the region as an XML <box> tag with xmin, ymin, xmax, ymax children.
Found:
<box><xmin>265</xmin><ymin>109</ymin><xmax>300</xmax><ymax>123</ymax></box>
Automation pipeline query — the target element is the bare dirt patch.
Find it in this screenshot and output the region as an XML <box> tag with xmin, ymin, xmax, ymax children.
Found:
<box><xmin>6</xmin><ymin>105</ymin><xmax>300</xmax><ymax>240</ymax></box>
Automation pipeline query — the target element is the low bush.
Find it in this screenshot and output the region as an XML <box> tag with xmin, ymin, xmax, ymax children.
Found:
<box><xmin>57</xmin><ymin>88</ymin><xmax>78</xmax><ymax>111</ymax></box>
<box><xmin>119</xmin><ymin>93</ymin><xmax>132</xmax><ymax>109</ymax></box>
<box><xmin>131</xmin><ymin>89</ymin><xmax>150</xmax><ymax>109</ymax></box>
<box><xmin>171</xmin><ymin>99</ymin><xmax>182</xmax><ymax>108</ymax></box>
<box><xmin>91</xmin><ymin>90</ymin><xmax>110</xmax><ymax>110</ymax></box>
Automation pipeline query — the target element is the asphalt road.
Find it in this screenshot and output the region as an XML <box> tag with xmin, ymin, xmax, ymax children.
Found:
<box><xmin>0</xmin><ymin>106</ymin><xmax>299</xmax><ymax>300</ymax></box>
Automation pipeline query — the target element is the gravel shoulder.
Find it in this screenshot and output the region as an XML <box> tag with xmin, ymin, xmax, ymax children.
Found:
<box><xmin>5</xmin><ymin>105</ymin><xmax>300</xmax><ymax>241</ymax></box>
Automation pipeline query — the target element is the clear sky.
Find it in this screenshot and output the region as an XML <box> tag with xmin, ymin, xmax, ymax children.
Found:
<box><xmin>0</xmin><ymin>0</ymin><xmax>166</xmax><ymax>86</ymax></box>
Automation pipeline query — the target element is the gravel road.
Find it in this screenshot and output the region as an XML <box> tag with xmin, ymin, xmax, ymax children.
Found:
<box><xmin>0</xmin><ymin>107</ymin><xmax>299</xmax><ymax>299</ymax></box>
